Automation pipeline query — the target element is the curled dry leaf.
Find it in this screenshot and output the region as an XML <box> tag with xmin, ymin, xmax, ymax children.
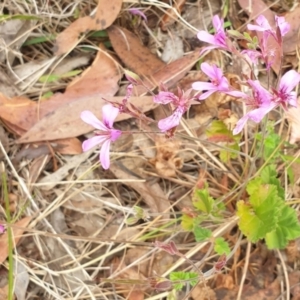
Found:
<box><xmin>0</xmin><ymin>216</ymin><xmax>32</xmax><ymax>264</ymax></box>
<box><xmin>108</xmin><ymin>25</ymin><xmax>165</xmax><ymax>76</ymax></box>
<box><xmin>160</xmin><ymin>0</ymin><xmax>186</xmax><ymax>31</ymax></box>
<box><xmin>150</xmin><ymin>137</ymin><xmax>183</xmax><ymax>177</ymax></box>
<box><xmin>54</xmin><ymin>0</ymin><xmax>123</xmax><ymax>55</ymax></box>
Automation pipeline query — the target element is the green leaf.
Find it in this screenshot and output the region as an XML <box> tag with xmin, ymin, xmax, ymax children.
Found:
<box><xmin>181</xmin><ymin>214</ymin><xmax>194</xmax><ymax>231</ymax></box>
<box><xmin>214</xmin><ymin>237</ymin><xmax>230</xmax><ymax>255</ymax></box>
<box><xmin>170</xmin><ymin>272</ymin><xmax>198</xmax><ymax>291</ymax></box>
<box><xmin>227</xmin><ymin>30</ymin><xmax>244</xmax><ymax>39</ymax></box>
<box><xmin>260</xmin><ymin>165</ymin><xmax>285</xmax><ymax>199</ymax></box>
<box><xmin>192</xmin><ymin>187</ymin><xmax>214</xmax><ymax>214</ymax></box>
<box><xmin>265</xmin><ymin>205</ymin><xmax>300</xmax><ymax>249</ymax></box>
<box><xmin>23</xmin><ymin>34</ymin><xmax>56</xmax><ymax>46</ymax></box>
<box><xmin>237</xmin><ymin>185</ymin><xmax>281</xmax><ymax>242</ymax></box>
<box><xmin>193</xmin><ymin>226</ymin><xmax>212</xmax><ymax>242</ymax></box>
<box><xmin>39</xmin><ymin>70</ymin><xmax>82</xmax><ymax>83</ymax></box>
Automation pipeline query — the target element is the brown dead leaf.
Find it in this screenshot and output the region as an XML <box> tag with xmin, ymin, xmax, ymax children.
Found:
<box><xmin>160</xmin><ymin>0</ymin><xmax>186</xmax><ymax>31</ymax></box>
<box><xmin>54</xmin><ymin>0</ymin><xmax>123</xmax><ymax>55</ymax></box>
<box><xmin>108</xmin><ymin>25</ymin><xmax>165</xmax><ymax>76</ymax></box>
<box><xmin>286</xmin><ymin>98</ymin><xmax>300</xmax><ymax>143</ymax></box>
<box><xmin>283</xmin><ymin>7</ymin><xmax>300</xmax><ymax>54</ymax></box>
<box><xmin>0</xmin><ymin>216</ymin><xmax>32</xmax><ymax>264</ymax></box>
<box><xmin>0</xmin><ymin>48</ymin><xmax>121</xmax><ymax>133</ymax></box>
<box><xmin>150</xmin><ymin>137</ymin><xmax>183</xmax><ymax>177</ymax></box>
<box><xmin>17</xmin><ymin>96</ymin><xmax>154</xmax><ymax>143</ymax></box>
<box><xmin>237</xmin><ymin>0</ymin><xmax>281</xmax><ymax>74</ymax></box>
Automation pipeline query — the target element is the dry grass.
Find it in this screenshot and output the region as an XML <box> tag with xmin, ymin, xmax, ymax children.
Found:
<box><xmin>0</xmin><ymin>0</ymin><xmax>299</xmax><ymax>299</ymax></box>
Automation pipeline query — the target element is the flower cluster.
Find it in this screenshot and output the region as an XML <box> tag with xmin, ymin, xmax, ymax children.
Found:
<box><xmin>80</xmin><ymin>14</ymin><xmax>300</xmax><ymax>169</ymax></box>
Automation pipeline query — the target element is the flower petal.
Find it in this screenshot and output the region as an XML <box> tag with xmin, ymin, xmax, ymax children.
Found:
<box><xmin>279</xmin><ymin>70</ymin><xmax>300</xmax><ymax>93</ymax></box>
<box><xmin>158</xmin><ymin>109</ymin><xmax>183</xmax><ymax>132</ymax></box>
<box><xmin>197</xmin><ymin>31</ymin><xmax>217</xmax><ymax>45</ymax></box>
<box><xmin>100</xmin><ymin>139</ymin><xmax>111</xmax><ymax>169</ymax></box>
<box><xmin>153</xmin><ymin>91</ymin><xmax>178</xmax><ymax>104</ymax></box>
<box><xmin>233</xmin><ymin>114</ymin><xmax>249</xmax><ymax>135</ymax></box>
<box><xmin>201</xmin><ymin>62</ymin><xmax>220</xmax><ymax>79</ymax></box>
<box><xmin>128</xmin><ymin>8</ymin><xmax>147</xmax><ymax>22</ymax></box>
<box><xmin>192</xmin><ymin>81</ymin><xmax>216</xmax><ymax>91</ymax></box>
<box><xmin>82</xmin><ymin>135</ymin><xmax>107</xmax><ymax>152</ymax></box>
<box><xmin>102</xmin><ymin>104</ymin><xmax>119</xmax><ymax>128</ymax></box>
<box><xmin>212</xmin><ymin>15</ymin><xmax>223</xmax><ymax>31</ymax></box>
<box><xmin>225</xmin><ymin>90</ymin><xmax>248</xmax><ymax>98</ymax></box>
<box><xmin>198</xmin><ymin>89</ymin><xmax>216</xmax><ymax>100</ymax></box>
<box><xmin>110</xmin><ymin>129</ymin><xmax>122</xmax><ymax>142</ymax></box>
<box><xmin>81</xmin><ymin>111</ymin><xmax>107</xmax><ymax>131</ymax></box>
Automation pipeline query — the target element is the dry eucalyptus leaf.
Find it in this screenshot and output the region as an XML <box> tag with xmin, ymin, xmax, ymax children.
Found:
<box><xmin>54</xmin><ymin>0</ymin><xmax>123</xmax><ymax>55</ymax></box>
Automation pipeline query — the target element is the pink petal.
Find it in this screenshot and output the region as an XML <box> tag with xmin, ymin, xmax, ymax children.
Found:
<box><xmin>153</xmin><ymin>91</ymin><xmax>178</xmax><ymax>104</ymax></box>
<box><xmin>158</xmin><ymin>109</ymin><xmax>183</xmax><ymax>132</ymax></box>
<box><xmin>128</xmin><ymin>8</ymin><xmax>147</xmax><ymax>22</ymax></box>
<box><xmin>102</xmin><ymin>104</ymin><xmax>119</xmax><ymax>128</ymax></box>
<box><xmin>81</xmin><ymin>111</ymin><xmax>107</xmax><ymax>131</ymax></box>
<box><xmin>100</xmin><ymin>139</ymin><xmax>111</xmax><ymax>169</ymax></box>
<box><xmin>82</xmin><ymin>135</ymin><xmax>107</xmax><ymax>152</ymax></box>
<box><xmin>212</xmin><ymin>15</ymin><xmax>223</xmax><ymax>31</ymax></box>
<box><xmin>247</xmin><ymin>104</ymin><xmax>276</xmax><ymax>123</ymax></box>
<box><xmin>288</xmin><ymin>92</ymin><xmax>297</xmax><ymax>107</ymax></box>
<box><xmin>110</xmin><ymin>129</ymin><xmax>122</xmax><ymax>141</ymax></box>
<box><xmin>192</xmin><ymin>81</ymin><xmax>216</xmax><ymax>91</ymax></box>
<box><xmin>275</xmin><ymin>16</ymin><xmax>290</xmax><ymax>36</ymax></box>
<box><xmin>233</xmin><ymin>115</ymin><xmax>249</xmax><ymax>135</ymax></box>
<box><xmin>198</xmin><ymin>89</ymin><xmax>216</xmax><ymax>100</ymax></box>
<box><xmin>201</xmin><ymin>62</ymin><xmax>217</xmax><ymax>78</ymax></box>
<box><xmin>225</xmin><ymin>90</ymin><xmax>248</xmax><ymax>98</ymax></box>
<box><xmin>197</xmin><ymin>31</ymin><xmax>217</xmax><ymax>45</ymax></box>
<box><xmin>279</xmin><ymin>70</ymin><xmax>300</xmax><ymax>93</ymax></box>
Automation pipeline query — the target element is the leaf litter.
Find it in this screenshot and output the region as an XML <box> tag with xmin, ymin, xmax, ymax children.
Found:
<box><xmin>0</xmin><ymin>0</ymin><xmax>300</xmax><ymax>299</ymax></box>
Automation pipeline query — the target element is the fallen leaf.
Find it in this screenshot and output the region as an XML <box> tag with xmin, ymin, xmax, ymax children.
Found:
<box><xmin>0</xmin><ymin>47</ymin><xmax>121</xmax><ymax>139</ymax></box>
<box><xmin>160</xmin><ymin>0</ymin><xmax>186</xmax><ymax>31</ymax></box>
<box><xmin>283</xmin><ymin>7</ymin><xmax>300</xmax><ymax>53</ymax></box>
<box><xmin>237</xmin><ymin>0</ymin><xmax>281</xmax><ymax>74</ymax></box>
<box><xmin>17</xmin><ymin>96</ymin><xmax>154</xmax><ymax>143</ymax></box>
<box><xmin>54</xmin><ymin>0</ymin><xmax>123</xmax><ymax>55</ymax></box>
<box><xmin>108</xmin><ymin>25</ymin><xmax>165</xmax><ymax>76</ymax></box>
<box><xmin>0</xmin><ymin>216</ymin><xmax>32</xmax><ymax>264</ymax></box>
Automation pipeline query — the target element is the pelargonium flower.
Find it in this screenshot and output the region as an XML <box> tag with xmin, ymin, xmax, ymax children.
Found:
<box><xmin>192</xmin><ymin>63</ymin><xmax>247</xmax><ymax>100</ymax></box>
<box><xmin>153</xmin><ymin>87</ymin><xmax>194</xmax><ymax>132</ymax></box>
<box><xmin>128</xmin><ymin>8</ymin><xmax>147</xmax><ymax>22</ymax></box>
<box><xmin>273</xmin><ymin>70</ymin><xmax>300</xmax><ymax>108</ymax></box>
<box><xmin>247</xmin><ymin>15</ymin><xmax>290</xmax><ymax>41</ymax></box>
<box><xmin>81</xmin><ymin>104</ymin><xmax>122</xmax><ymax>169</ymax></box>
<box><xmin>197</xmin><ymin>15</ymin><xmax>229</xmax><ymax>53</ymax></box>
<box><xmin>233</xmin><ymin>80</ymin><xmax>276</xmax><ymax>135</ymax></box>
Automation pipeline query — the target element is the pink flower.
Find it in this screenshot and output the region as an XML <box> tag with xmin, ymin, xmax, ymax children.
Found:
<box><xmin>192</xmin><ymin>63</ymin><xmax>247</xmax><ymax>100</ymax></box>
<box><xmin>241</xmin><ymin>49</ymin><xmax>262</xmax><ymax>65</ymax></box>
<box><xmin>197</xmin><ymin>15</ymin><xmax>229</xmax><ymax>53</ymax></box>
<box><xmin>273</xmin><ymin>70</ymin><xmax>300</xmax><ymax>108</ymax></box>
<box><xmin>233</xmin><ymin>80</ymin><xmax>276</xmax><ymax>135</ymax></box>
<box><xmin>153</xmin><ymin>88</ymin><xmax>194</xmax><ymax>132</ymax></box>
<box><xmin>81</xmin><ymin>104</ymin><xmax>122</xmax><ymax>169</ymax></box>
<box><xmin>0</xmin><ymin>224</ymin><xmax>5</xmax><ymax>234</ymax></box>
<box><xmin>247</xmin><ymin>15</ymin><xmax>290</xmax><ymax>41</ymax></box>
<box><xmin>128</xmin><ymin>8</ymin><xmax>147</xmax><ymax>22</ymax></box>
<box><xmin>275</xmin><ymin>16</ymin><xmax>290</xmax><ymax>37</ymax></box>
